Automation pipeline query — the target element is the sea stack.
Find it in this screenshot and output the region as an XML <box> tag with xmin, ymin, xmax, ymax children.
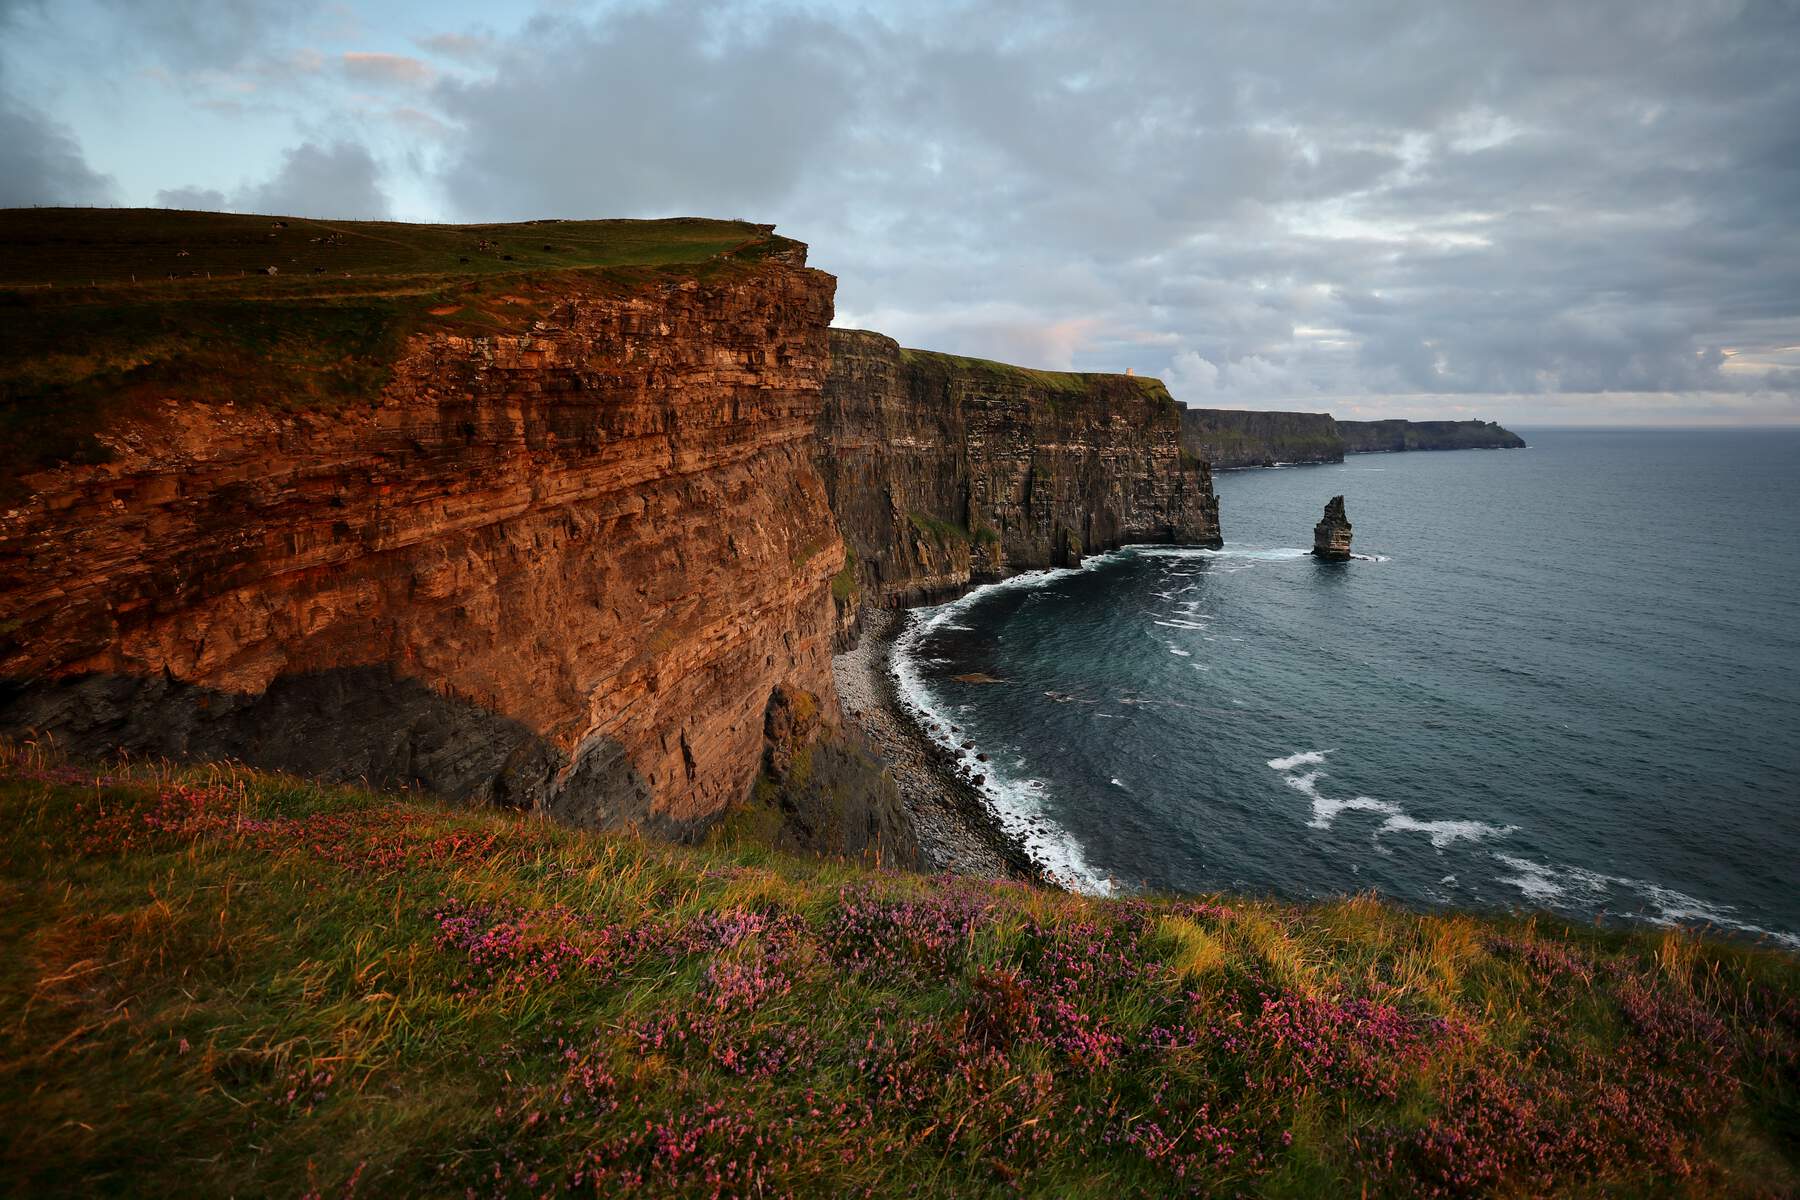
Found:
<box><xmin>1313</xmin><ymin>496</ymin><xmax>1353</xmax><ymax>561</ymax></box>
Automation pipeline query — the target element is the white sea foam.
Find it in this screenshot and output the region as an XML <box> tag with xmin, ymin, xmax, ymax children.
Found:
<box><xmin>1267</xmin><ymin>749</ymin><xmax>1332</xmax><ymax>771</ymax></box>
<box><xmin>1494</xmin><ymin>855</ymin><xmax>1559</xmax><ymax>893</ymax></box>
<box><xmin>1136</xmin><ymin>544</ymin><xmax>1311</xmax><ymax>563</ymax></box>
<box><xmin>1154</xmin><ymin>618</ymin><xmax>1211</xmax><ymax>630</ymax></box>
<box><xmin>1490</xmin><ymin>855</ymin><xmax>1800</xmax><ymax>949</ymax></box>
<box><xmin>1377</xmin><ymin>814</ymin><xmax>1516</xmax><ymax>849</ymax></box>
<box><xmin>891</xmin><ymin>586</ymin><xmax>1118</xmax><ymax>895</ymax></box>
<box><xmin>1271</xmin><ymin>750</ymin><xmax>1516</xmax><ymax>848</ymax></box>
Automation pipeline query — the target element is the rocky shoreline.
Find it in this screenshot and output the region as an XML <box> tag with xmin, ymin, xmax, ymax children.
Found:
<box><xmin>831</xmin><ymin>608</ymin><xmax>1045</xmax><ymax>883</ymax></box>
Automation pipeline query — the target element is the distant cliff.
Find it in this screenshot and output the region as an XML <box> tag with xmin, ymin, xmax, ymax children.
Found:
<box><xmin>1337</xmin><ymin>418</ymin><xmax>1526</xmax><ymax>453</ymax></box>
<box><xmin>1179</xmin><ymin>408</ymin><xmax>1345</xmax><ymax>468</ymax></box>
<box><xmin>1176</xmin><ymin>407</ymin><xmax>1525</xmax><ymax>467</ymax></box>
<box><xmin>817</xmin><ymin>330</ymin><xmax>1221</xmax><ymax>609</ymax></box>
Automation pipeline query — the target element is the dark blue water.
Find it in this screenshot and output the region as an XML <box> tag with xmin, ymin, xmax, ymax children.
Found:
<box><xmin>895</xmin><ymin>430</ymin><xmax>1800</xmax><ymax>946</ymax></box>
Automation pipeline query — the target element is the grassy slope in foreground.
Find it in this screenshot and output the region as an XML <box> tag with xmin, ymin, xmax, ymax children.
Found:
<box><xmin>1</xmin><ymin>747</ymin><xmax>1795</xmax><ymax>1198</ymax></box>
<box><xmin>0</xmin><ymin>208</ymin><xmax>798</xmax><ymax>497</ymax></box>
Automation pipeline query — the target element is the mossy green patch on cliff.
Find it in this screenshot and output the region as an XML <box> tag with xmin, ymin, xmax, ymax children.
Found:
<box><xmin>907</xmin><ymin>510</ymin><xmax>971</xmax><ymax>544</ymax></box>
<box><xmin>0</xmin><ymin>210</ymin><xmax>806</xmax><ymax>498</ymax></box>
<box><xmin>2</xmin><ymin>743</ymin><xmax>1795</xmax><ymax>1198</ymax></box>
<box><xmin>830</xmin><ymin>546</ymin><xmax>860</xmax><ymax>602</ymax></box>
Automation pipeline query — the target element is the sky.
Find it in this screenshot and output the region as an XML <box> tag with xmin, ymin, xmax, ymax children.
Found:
<box><xmin>3</xmin><ymin>0</ymin><xmax>1798</xmax><ymax>425</ymax></box>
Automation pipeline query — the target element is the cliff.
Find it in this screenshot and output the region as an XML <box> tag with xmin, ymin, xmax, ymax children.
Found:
<box><xmin>1337</xmin><ymin>418</ymin><xmax>1527</xmax><ymax>453</ymax></box>
<box><xmin>816</xmin><ymin>329</ymin><xmax>1221</xmax><ymax>609</ymax></box>
<box><xmin>1178</xmin><ymin>407</ymin><xmax>1345</xmax><ymax>468</ymax></box>
<box><xmin>0</xmin><ymin>210</ymin><xmax>915</xmax><ymax>862</ymax></box>
<box><xmin>1176</xmin><ymin>407</ymin><xmax>1523</xmax><ymax>468</ymax></box>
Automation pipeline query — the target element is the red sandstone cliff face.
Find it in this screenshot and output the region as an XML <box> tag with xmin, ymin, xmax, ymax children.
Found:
<box><xmin>0</xmin><ymin>263</ymin><xmax>862</xmax><ymax>840</ymax></box>
<box><xmin>816</xmin><ymin>329</ymin><xmax>1222</xmax><ymax>608</ymax></box>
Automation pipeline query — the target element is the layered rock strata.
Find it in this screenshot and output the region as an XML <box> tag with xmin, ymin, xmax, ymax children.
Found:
<box><xmin>1179</xmin><ymin>408</ymin><xmax>1345</xmax><ymax>468</ymax></box>
<box><xmin>0</xmin><ymin>254</ymin><xmax>910</xmax><ymax>855</ymax></box>
<box><xmin>1313</xmin><ymin>496</ymin><xmax>1353</xmax><ymax>561</ymax></box>
<box><xmin>816</xmin><ymin>330</ymin><xmax>1222</xmax><ymax>609</ymax></box>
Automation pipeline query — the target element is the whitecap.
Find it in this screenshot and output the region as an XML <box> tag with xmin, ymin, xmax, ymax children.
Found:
<box><xmin>1494</xmin><ymin>855</ymin><xmax>1565</xmax><ymax>901</ymax></box>
<box><xmin>1267</xmin><ymin>749</ymin><xmax>1332</xmax><ymax>771</ymax></box>
<box><xmin>1377</xmin><ymin>814</ymin><xmax>1516</xmax><ymax>849</ymax></box>
<box><xmin>1489</xmin><ymin>854</ymin><xmax>1800</xmax><ymax>949</ymax></box>
<box><xmin>1136</xmin><ymin>544</ymin><xmax>1311</xmax><ymax>563</ymax></box>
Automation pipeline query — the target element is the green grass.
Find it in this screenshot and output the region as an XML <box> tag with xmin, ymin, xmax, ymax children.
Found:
<box><xmin>0</xmin><ymin>209</ymin><xmax>785</xmax><ymax>289</ymax></box>
<box><xmin>898</xmin><ymin>347</ymin><xmax>1177</xmax><ymax>413</ymax></box>
<box><xmin>907</xmin><ymin>510</ymin><xmax>970</xmax><ymax>545</ymax></box>
<box><xmin>0</xmin><ymin>209</ymin><xmax>800</xmax><ymax>498</ymax></box>
<box><xmin>1</xmin><ymin>743</ymin><xmax>1795</xmax><ymax>1197</ymax></box>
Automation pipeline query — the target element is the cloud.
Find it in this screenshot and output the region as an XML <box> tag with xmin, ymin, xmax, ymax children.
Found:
<box><xmin>90</xmin><ymin>0</ymin><xmax>299</xmax><ymax>71</ymax></box>
<box><xmin>1166</xmin><ymin>352</ymin><xmax>1220</xmax><ymax>399</ymax></box>
<box><xmin>342</xmin><ymin>52</ymin><xmax>433</xmax><ymax>88</ymax></box>
<box><xmin>234</xmin><ymin>140</ymin><xmax>390</xmax><ymax>219</ymax></box>
<box><xmin>9</xmin><ymin>0</ymin><xmax>1800</xmax><ymax>419</ymax></box>
<box><xmin>417</xmin><ymin>32</ymin><xmax>492</xmax><ymax>64</ymax></box>
<box><xmin>155</xmin><ymin>185</ymin><xmax>227</xmax><ymax>210</ymax></box>
<box><xmin>432</xmin><ymin>5</ymin><xmax>865</xmax><ymax>221</ymax></box>
<box><xmin>0</xmin><ymin>93</ymin><xmax>117</xmax><ymax>206</ymax></box>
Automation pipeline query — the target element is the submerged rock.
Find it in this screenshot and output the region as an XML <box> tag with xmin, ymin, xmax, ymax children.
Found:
<box><xmin>1313</xmin><ymin>496</ymin><xmax>1353</xmax><ymax>561</ymax></box>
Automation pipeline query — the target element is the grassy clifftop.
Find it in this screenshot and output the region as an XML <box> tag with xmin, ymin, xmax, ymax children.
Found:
<box><xmin>897</xmin><ymin>346</ymin><xmax>1178</xmax><ymax>411</ymax></box>
<box><xmin>0</xmin><ymin>209</ymin><xmax>802</xmax><ymax>496</ymax></box>
<box><xmin>1</xmin><ymin>745</ymin><xmax>1794</xmax><ymax>1197</ymax></box>
<box><xmin>0</xmin><ymin>209</ymin><xmax>789</xmax><ymax>290</ymax></box>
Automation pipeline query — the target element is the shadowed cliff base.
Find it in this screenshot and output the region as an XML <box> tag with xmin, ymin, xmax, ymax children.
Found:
<box><xmin>0</xmin><ymin>667</ymin><xmax>920</xmax><ymax>867</ymax></box>
<box><xmin>707</xmin><ymin>684</ymin><xmax>925</xmax><ymax>871</ymax></box>
<box><xmin>0</xmin><ymin>666</ymin><xmax>666</xmax><ymax>826</ymax></box>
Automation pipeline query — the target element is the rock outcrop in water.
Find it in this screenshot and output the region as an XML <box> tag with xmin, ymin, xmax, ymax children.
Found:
<box><xmin>1179</xmin><ymin>408</ymin><xmax>1345</xmax><ymax>468</ymax></box>
<box><xmin>816</xmin><ymin>329</ymin><xmax>1222</xmax><ymax>609</ymax></box>
<box><xmin>1312</xmin><ymin>496</ymin><xmax>1353</xmax><ymax>561</ymax></box>
<box><xmin>0</xmin><ymin>215</ymin><xmax>916</xmax><ymax>862</ymax></box>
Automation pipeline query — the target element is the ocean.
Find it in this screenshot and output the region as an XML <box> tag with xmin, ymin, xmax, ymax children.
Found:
<box><xmin>893</xmin><ymin>428</ymin><xmax>1800</xmax><ymax>947</ymax></box>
